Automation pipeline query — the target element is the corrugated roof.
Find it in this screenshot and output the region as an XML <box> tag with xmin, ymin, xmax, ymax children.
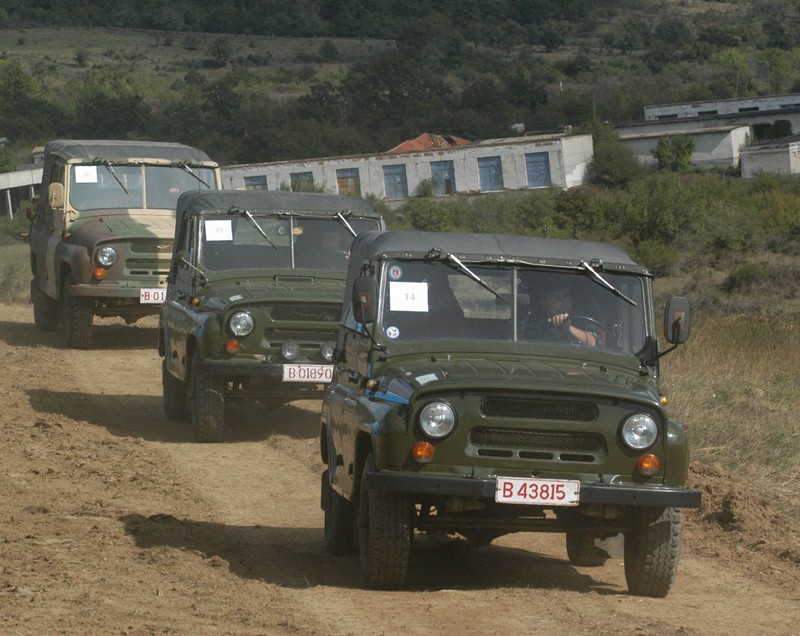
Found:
<box><xmin>388</xmin><ymin>132</ymin><xmax>471</xmax><ymax>153</ymax></box>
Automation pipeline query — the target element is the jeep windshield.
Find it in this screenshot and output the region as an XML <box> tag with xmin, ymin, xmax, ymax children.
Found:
<box><xmin>378</xmin><ymin>260</ymin><xmax>648</xmax><ymax>355</ymax></box>
<box><xmin>199</xmin><ymin>213</ymin><xmax>381</xmax><ymax>272</ymax></box>
<box><xmin>69</xmin><ymin>164</ymin><xmax>218</xmax><ymax>211</ymax></box>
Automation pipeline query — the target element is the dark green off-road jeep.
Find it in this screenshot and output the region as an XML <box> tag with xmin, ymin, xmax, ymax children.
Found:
<box><xmin>158</xmin><ymin>190</ymin><xmax>384</xmax><ymax>442</ymax></box>
<box><xmin>320</xmin><ymin>230</ymin><xmax>700</xmax><ymax>597</ymax></box>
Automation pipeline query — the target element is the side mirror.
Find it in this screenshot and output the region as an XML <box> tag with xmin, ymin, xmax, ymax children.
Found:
<box><xmin>352</xmin><ymin>277</ymin><xmax>377</xmax><ymax>324</ymax></box>
<box><xmin>664</xmin><ymin>296</ymin><xmax>691</xmax><ymax>345</ymax></box>
<box><xmin>48</xmin><ymin>183</ymin><xmax>65</xmax><ymax>209</ymax></box>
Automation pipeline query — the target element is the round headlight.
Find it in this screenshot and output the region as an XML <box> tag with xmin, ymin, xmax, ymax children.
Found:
<box><xmin>621</xmin><ymin>413</ymin><xmax>658</xmax><ymax>450</ymax></box>
<box><xmin>419</xmin><ymin>402</ymin><xmax>456</xmax><ymax>439</ymax></box>
<box><xmin>229</xmin><ymin>311</ymin><xmax>254</xmax><ymax>337</ymax></box>
<box><xmin>281</xmin><ymin>340</ymin><xmax>300</xmax><ymax>361</ymax></box>
<box><xmin>96</xmin><ymin>246</ymin><xmax>117</xmax><ymax>267</ymax></box>
<box><xmin>321</xmin><ymin>340</ymin><xmax>336</xmax><ymax>362</ymax></box>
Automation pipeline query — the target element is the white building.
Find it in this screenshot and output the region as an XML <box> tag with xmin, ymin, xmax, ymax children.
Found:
<box><xmin>644</xmin><ymin>93</ymin><xmax>800</xmax><ymax>121</ymax></box>
<box><xmin>616</xmin><ymin>125</ymin><xmax>751</xmax><ymax>170</ymax></box>
<box><xmin>740</xmin><ymin>135</ymin><xmax>800</xmax><ymax>179</ymax></box>
<box><xmin>221</xmin><ymin>132</ymin><xmax>594</xmax><ymax>202</ymax></box>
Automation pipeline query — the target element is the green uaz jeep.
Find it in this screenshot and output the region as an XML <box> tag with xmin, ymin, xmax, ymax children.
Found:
<box><xmin>159</xmin><ymin>190</ymin><xmax>385</xmax><ymax>442</ymax></box>
<box><xmin>28</xmin><ymin>139</ymin><xmax>221</xmax><ymax>348</ymax></box>
<box><xmin>320</xmin><ymin>230</ymin><xmax>700</xmax><ymax>597</ymax></box>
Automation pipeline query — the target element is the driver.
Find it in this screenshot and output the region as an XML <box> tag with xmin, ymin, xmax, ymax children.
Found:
<box><xmin>526</xmin><ymin>278</ymin><xmax>598</xmax><ymax>346</ymax></box>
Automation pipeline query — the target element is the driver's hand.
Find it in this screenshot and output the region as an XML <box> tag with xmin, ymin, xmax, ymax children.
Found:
<box><xmin>549</xmin><ymin>313</ymin><xmax>570</xmax><ymax>327</ymax></box>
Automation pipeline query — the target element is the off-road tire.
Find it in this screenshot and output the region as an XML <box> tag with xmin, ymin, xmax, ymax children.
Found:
<box><xmin>60</xmin><ymin>273</ymin><xmax>92</xmax><ymax>349</ymax></box>
<box><xmin>31</xmin><ymin>278</ymin><xmax>58</xmax><ymax>332</ymax></box>
<box><xmin>322</xmin><ymin>469</ymin><xmax>357</xmax><ymax>555</ymax></box>
<box><xmin>358</xmin><ymin>455</ymin><xmax>412</xmax><ymax>589</ymax></box>
<box><xmin>162</xmin><ymin>357</ymin><xmax>189</xmax><ymax>421</ymax></box>
<box><xmin>189</xmin><ymin>351</ymin><xmax>226</xmax><ymax>442</ymax></box>
<box><xmin>566</xmin><ymin>532</ymin><xmax>609</xmax><ymax>567</ymax></box>
<box><xmin>624</xmin><ymin>506</ymin><xmax>682</xmax><ymax>597</ymax></box>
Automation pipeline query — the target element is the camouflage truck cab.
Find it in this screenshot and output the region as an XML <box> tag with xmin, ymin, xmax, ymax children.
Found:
<box><xmin>28</xmin><ymin>139</ymin><xmax>221</xmax><ymax>348</ymax></box>
<box><xmin>320</xmin><ymin>230</ymin><xmax>700</xmax><ymax>597</ymax></box>
<box><xmin>158</xmin><ymin>190</ymin><xmax>385</xmax><ymax>443</ymax></box>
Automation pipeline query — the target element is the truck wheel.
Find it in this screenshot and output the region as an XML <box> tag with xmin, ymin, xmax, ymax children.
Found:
<box><xmin>31</xmin><ymin>278</ymin><xmax>58</xmax><ymax>332</ymax></box>
<box><xmin>624</xmin><ymin>506</ymin><xmax>682</xmax><ymax>597</ymax></box>
<box><xmin>322</xmin><ymin>469</ymin><xmax>357</xmax><ymax>555</ymax></box>
<box><xmin>189</xmin><ymin>351</ymin><xmax>226</xmax><ymax>442</ymax></box>
<box><xmin>566</xmin><ymin>532</ymin><xmax>608</xmax><ymax>567</ymax></box>
<box><xmin>358</xmin><ymin>454</ymin><xmax>412</xmax><ymax>589</ymax></box>
<box><xmin>162</xmin><ymin>357</ymin><xmax>189</xmax><ymax>421</ymax></box>
<box><xmin>60</xmin><ymin>273</ymin><xmax>92</xmax><ymax>348</ymax></box>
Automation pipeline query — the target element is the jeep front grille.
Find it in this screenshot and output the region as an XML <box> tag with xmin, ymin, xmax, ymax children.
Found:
<box><xmin>470</xmin><ymin>427</ymin><xmax>605</xmax><ymax>463</ymax></box>
<box><xmin>480</xmin><ymin>397</ymin><xmax>598</xmax><ymax>422</ymax></box>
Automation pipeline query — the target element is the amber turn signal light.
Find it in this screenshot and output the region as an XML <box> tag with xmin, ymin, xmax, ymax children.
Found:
<box><xmin>225</xmin><ymin>339</ymin><xmax>240</xmax><ymax>353</ymax></box>
<box><xmin>637</xmin><ymin>453</ymin><xmax>661</xmax><ymax>476</ymax></box>
<box><xmin>93</xmin><ymin>267</ymin><xmax>107</xmax><ymax>280</ymax></box>
<box><xmin>412</xmin><ymin>441</ymin><xmax>435</xmax><ymax>463</ymax></box>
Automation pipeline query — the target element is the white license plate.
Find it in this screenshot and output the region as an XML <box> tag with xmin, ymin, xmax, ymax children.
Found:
<box><xmin>140</xmin><ymin>288</ymin><xmax>166</xmax><ymax>304</ymax></box>
<box><xmin>495</xmin><ymin>477</ymin><xmax>580</xmax><ymax>506</ymax></box>
<box><xmin>282</xmin><ymin>364</ymin><xmax>333</xmax><ymax>383</ymax></box>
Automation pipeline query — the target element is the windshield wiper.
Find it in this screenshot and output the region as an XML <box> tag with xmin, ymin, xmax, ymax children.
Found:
<box><xmin>446</xmin><ymin>253</ymin><xmax>502</xmax><ymax>299</ymax></box>
<box><xmin>580</xmin><ymin>260</ymin><xmax>637</xmax><ymax>306</ymax></box>
<box><xmin>101</xmin><ymin>161</ymin><xmax>129</xmax><ymax>194</ymax></box>
<box><xmin>227</xmin><ymin>206</ymin><xmax>277</xmax><ymax>250</ymax></box>
<box><xmin>335</xmin><ymin>210</ymin><xmax>357</xmax><ymax>237</ymax></box>
<box><xmin>181</xmin><ymin>164</ymin><xmax>211</xmax><ymax>189</ymax></box>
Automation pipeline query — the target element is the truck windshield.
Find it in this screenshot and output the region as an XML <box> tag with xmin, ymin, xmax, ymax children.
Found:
<box><xmin>378</xmin><ymin>261</ymin><xmax>648</xmax><ymax>354</ymax></box>
<box><xmin>69</xmin><ymin>164</ymin><xmax>217</xmax><ymax>211</ymax></box>
<box><xmin>199</xmin><ymin>214</ymin><xmax>381</xmax><ymax>272</ymax></box>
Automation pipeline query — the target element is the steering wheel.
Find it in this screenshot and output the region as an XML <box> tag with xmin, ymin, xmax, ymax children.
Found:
<box><xmin>569</xmin><ymin>315</ymin><xmax>607</xmax><ymax>346</ymax></box>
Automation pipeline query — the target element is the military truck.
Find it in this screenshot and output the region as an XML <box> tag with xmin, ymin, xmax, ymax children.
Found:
<box><xmin>28</xmin><ymin>139</ymin><xmax>221</xmax><ymax>348</ymax></box>
<box><xmin>158</xmin><ymin>190</ymin><xmax>385</xmax><ymax>442</ymax></box>
<box><xmin>320</xmin><ymin>230</ymin><xmax>701</xmax><ymax>597</ymax></box>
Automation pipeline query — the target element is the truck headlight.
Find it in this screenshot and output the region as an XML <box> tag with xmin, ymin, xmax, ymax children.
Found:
<box><xmin>621</xmin><ymin>413</ymin><xmax>658</xmax><ymax>450</ymax></box>
<box><xmin>281</xmin><ymin>340</ymin><xmax>300</xmax><ymax>361</ymax></box>
<box><xmin>321</xmin><ymin>340</ymin><xmax>336</xmax><ymax>362</ymax></box>
<box><xmin>96</xmin><ymin>246</ymin><xmax>117</xmax><ymax>267</ymax></box>
<box><xmin>229</xmin><ymin>311</ymin><xmax>254</xmax><ymax>337</ymax></box>
<box><xmin>419</xmin><ymin>402</ymin><xmax>456</xmax><ymax>439</ymax></box>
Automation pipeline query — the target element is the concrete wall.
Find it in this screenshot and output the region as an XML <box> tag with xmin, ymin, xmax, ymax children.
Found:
<box><xmin>645</xmin><ymin>93</ymin><xmax>800</xmax><ymax>120</ymax></box>
<box><xmin>741</xmin><ymin>142</ymin><xmax>800</xmax><ymax>179</ymax></box>
<box><xmin>617</xmin><ymin>126</ymin><xmax>750</xmax><ymax>170</ymax></box>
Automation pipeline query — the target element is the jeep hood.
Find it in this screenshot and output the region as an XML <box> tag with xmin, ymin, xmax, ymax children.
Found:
<box><xmin>70</xmin><ymin>211</ymin><xmax>176</xmax><ymax>244</ymax></box>
<box><xmin>198</xmin><ymin>274</ymin><xmax>346</xmax><ymax>310</ymax></box>
<box><xmin>370</xmin><ymin>355</ymin><xmax>660</xmax><ymax>409</ymax></box>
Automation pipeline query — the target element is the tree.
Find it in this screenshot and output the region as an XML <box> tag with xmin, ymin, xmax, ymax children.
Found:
<box><xmin>653</xmin><ymin>136</ymin><xmax>694</xmax><ymax>172</ymax></box>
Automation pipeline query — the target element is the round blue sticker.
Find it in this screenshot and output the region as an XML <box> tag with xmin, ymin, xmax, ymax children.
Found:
<box><xmin>385</xmin><ymin>326</ymin><xmax>400</xmax><ymax>339</ymax></box>
<box><xmin>388</xmin><ymin>265</ymin><xmax>403</xmax><ymax>280</ymax></box>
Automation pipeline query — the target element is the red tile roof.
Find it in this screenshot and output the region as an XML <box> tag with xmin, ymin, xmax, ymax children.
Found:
<box><xmin>388</xmin><ymin>132</ymin><xmax>471</xmax><ymax>153</ymax></box>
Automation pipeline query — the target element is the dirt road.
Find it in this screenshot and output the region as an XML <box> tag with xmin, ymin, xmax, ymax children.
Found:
<box><xmin>2</xmin><ymin>301</ymin><xmax>799</xmax><ymax>635</ymax></box>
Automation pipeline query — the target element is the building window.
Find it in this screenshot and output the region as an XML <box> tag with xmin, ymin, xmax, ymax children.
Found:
<box><xmin>382</xmin><ymin>164</ymin><xmax>409</xmax><ymax>199</ymax></box>
<box><xmin>525</xmin><ymin>152</ymin><xmax>551</xmax><ymax>188</ymax></box>
<box><xmin>656</xmin><ymin>114</ymin><xmax>678</xmax><ymax>120</ymax></box>
<box><xmin>698</xmin><ymin>110</ymin><xmax>718</xmax><ymax>116</ymax></box>
<box><xmin>430</xmin><ymin>160</ymin><xmax>456</xmax><ymax>195</ymax></box>
<box><xmin>290</xmin><ymin>171</ymin><xmax>314</xmax><ymax>192</ymax></box>
<box><xmin>336</xmin><ymin>168</ymin><xmax>361</xmax><ymax>196</ymax></box>
<box><xmin>243</xmin><ymin>175</ymin><xmax>268</xmax><ymax>190</ymax></box>
<box><xmin>478</xmin><ymin>156</ymin><xmax>504</xmax><ymax>192</ymax></box>
<box><xmin>739</xmin><ymin>106</ymin><xmax>759</xmax><ymax>113</ymax></box>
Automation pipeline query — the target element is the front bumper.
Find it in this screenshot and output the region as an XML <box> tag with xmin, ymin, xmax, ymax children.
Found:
<box><xmin>366</xmin><ymin>471</ymin><xmax>702</xmax><ymax>508</ymax></box>
<box><xmin>197</xmin><ymin>358</ymin><xmax>330</xmax><ymax>396</ymax></box>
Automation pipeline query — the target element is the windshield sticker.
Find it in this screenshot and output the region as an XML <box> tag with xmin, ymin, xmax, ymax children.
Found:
<box><xmin>415</xmin><ymin>373</ymin><xmax>438</xmax><ymax>385</ymax></box>
<box><xmin>74</xmin><ymin>166</ymin><xmax>98</xmax><ymax>183</ymax></box>
<box><xmin>388</xmin><ymin>265</ymin><xmax>403</xmax><ymax>280</ymax></box>
<box><xmin>385</xmin><ymin>325</ymin><xmax>400</xmax><ymax>339</ymax></box>
<box><xmin>389</xmin><ymin>281</ymin><xmax>429</xmax><ymax>312</ymax></box>
<box><xmin>205</xmin><ymin>219</ymin><xmax>233</xmax><ymax>241</ymax></box>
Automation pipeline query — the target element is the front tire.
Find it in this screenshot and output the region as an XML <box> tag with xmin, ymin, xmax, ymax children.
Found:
<box><xmin>162</xmin><ymin>357</ymin><xmax>189</xmax><ymax>421</ymax></box>
<box><xmin>322</xmin><ymin>469</ymin><xmax>357</xmax><ymax>555</ymax></box>
<box><xmin>60</xmin><ymin>273</ymin><xmax>93</xmax><ymax>348</ymax></box>
<box><xmin>31</xmin><ymin>278</ymin><xmax>58</xmax><ymax>332</ymax></box>
<box><xmin>189</xmin><ymin>351</ymin><xmax>226</xmax><ymax>442</ymax></box>
<box><xmin>624</xmin><ymin>507</ymin><xmax>683</xmax><ymax>597</ymax></box>
<box><xmin>358</xmin><ymin>454</ymin><xmax>412</xmax><ymax>589</ymax></box>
